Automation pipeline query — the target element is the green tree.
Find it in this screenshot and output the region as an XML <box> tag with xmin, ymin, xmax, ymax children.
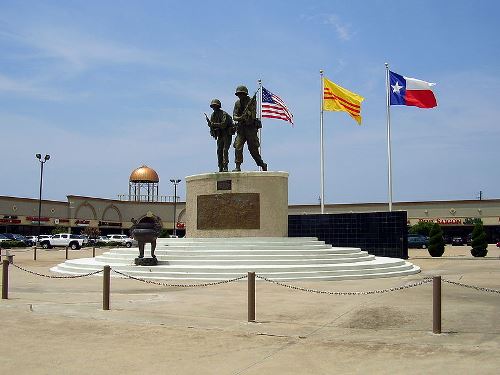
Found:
<box><xmin>470</xmin><ymin>222</ymin><xmax>488</xmax><ymax>257</ymax></box>
<box><xmin>51</xmin><ymin>226</ymin><xmax>69</xmax><ymax>235</ymax></box>
<box><xmin>427</xmin><ymin>223</ymin><xmax>445</xmax><ymax>257</ymax></box>
<box><xmin>409</xmin><ymin>221</ymin><xmax>435</xmax><ymax>236</ymax></box>
<box><xmin>82</xmin><ymin>226</ymin><xmax>100</xmax><ymax>239</ymax></box>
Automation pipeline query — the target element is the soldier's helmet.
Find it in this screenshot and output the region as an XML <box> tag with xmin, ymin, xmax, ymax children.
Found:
<box><xmin>235</xmin><ymin>85</ymin><xmax>248</xmax><ymax>96</ymax></box>
<box><xmin>210</xmin><ymin>99</ymin><xmax>221</xmax><ymax>108</ymax></box>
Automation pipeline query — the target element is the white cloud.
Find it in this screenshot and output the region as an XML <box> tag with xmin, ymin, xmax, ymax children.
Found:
<box><xmin>323</xmin><ymin>14</ymin><xmax>353</xmax><ymax>41</ymax></box>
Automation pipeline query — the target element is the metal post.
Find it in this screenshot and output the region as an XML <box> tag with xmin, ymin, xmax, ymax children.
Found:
<box><xmin>33</xmin><ymin>246</ymin><xmax>37</xmax><ymax>261</ymax></box>
<box><xmin>433</xmin><ymin>276</ymin><xmax>441</xmax><ymax>334</ymax></box>
<box><xmin>2</xmin><ymin>259</ymin><xmax>9</xmax><ymax>299</ymax></box>
<box><xmin>319</xmin><ymin>69</ymin><xmax>325</xmax><ymax>214</ymax></box>
<box><xmin>170</xmin><ymin>179</ymin><xmax>181</xmax><ymax>237</ymax></box>
<box><xmin>65</xmin><ymin>246</ymin><xmax>68</xmax><ymax>260</ymax></box>
<box><xmin>37</xmin><ymin>161</ymin><xmax>44</xmax><ymax>242</ymax></box>
<box><xmin>248</xmin><ymin>271</ymin><xmax>256</xmax><ymax>322</ymax></box>
<box><xmin>92</xmin><ymin>246</ymin><xmax>96</xmax><ymax>258</ymax></box>
<box><xmin>103</xmin><ymin>265</ymin><xmax>110</xmax><ymax>310</ymax></box>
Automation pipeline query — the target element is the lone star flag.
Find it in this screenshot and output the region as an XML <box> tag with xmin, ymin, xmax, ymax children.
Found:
<box><xmin>323</xmin><ymin>77</ymin><xmax>364</xmax><ymax>125</ymax></box>
<box><xmin>261</xmin><ymin>87</ymin><xmax>294</xmax><ymax>124</ymax></box>
<box><xmin>389</xmin><ymin>71</ymin><xmax>437</xmax><ymax>108</ymax></box>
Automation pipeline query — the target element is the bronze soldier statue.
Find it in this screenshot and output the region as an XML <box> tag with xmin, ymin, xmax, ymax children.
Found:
<box><xmin>205</xmin><ymin>99</ymin><xmax>234</xmax><ymax>172</ymax></box>
<box><xmin>232</xmin><ymin>85</ymin><xmax>267</xmax><ymax>172</ymax></box>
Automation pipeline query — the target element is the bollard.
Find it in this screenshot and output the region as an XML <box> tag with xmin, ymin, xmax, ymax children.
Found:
<box><xmin>103</xmin><ymin>265</ymin><xmax>110</xmax><ymax>310</ymax></box>
<box><xmin>2</xmin><ymin>259</ymin><xmax>9</xmax><ymax>299</ymax></box>
<box><xmin>92</xmin><ymin>246</ymin><xmax>96</xmax><ymax>258</ymax></box>
<box><xmin>33</xmin><ymin>246</ymin><xmax>37</xmax><ymax>261</ymax></box>
<box><xmin>65</xmin><ymin>246</ymin><xmax>68</xmax><ymax>260</ymax></box>
<box><xmin>248</xmin><ymin>271</ymin><xmax>256</xmax><ymax>322</ymax></box>
<box><xmin>433</xmin><ymin>276</ymin><xmax>442</xmax><ymax>334</ymax></box>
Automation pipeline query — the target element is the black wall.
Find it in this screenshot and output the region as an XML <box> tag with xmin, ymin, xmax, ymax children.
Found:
<box><xmin>288</xmin><ymin>211</ymin><xmax>408</xmax><ymax>259</ymax></box>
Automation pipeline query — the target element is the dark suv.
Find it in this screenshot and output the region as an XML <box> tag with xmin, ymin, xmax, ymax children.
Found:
<box><xmin>408</xmin><ymin>234</ymin><xmax>429</xmax><ymax>249</ymax></box>
<box><xmin>2</xmin><ymin>233</ymin><xmax>34</xmax><ymax>246</ymax></box>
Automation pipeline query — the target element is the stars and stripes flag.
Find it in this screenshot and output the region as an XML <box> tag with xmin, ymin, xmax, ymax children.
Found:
<box><xmin>261</xmin><ymin>87</ymin><xmax>294</xmax><ymax>125</ymax></box>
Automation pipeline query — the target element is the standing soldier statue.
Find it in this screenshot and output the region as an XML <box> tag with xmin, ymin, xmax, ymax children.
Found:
<box><xmin>232</xmin><ymin>85</ymin><xmax>267</xmax><ymax>172</ymax></box>
<box><xmin>205</xmin><ymin>99</ymin><xmax>234</xmax><ymax>172</ymax></box>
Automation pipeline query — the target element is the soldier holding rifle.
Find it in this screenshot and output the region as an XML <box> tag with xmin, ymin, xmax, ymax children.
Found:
<box><xmin>205</xmin><ymin>99</ymin><xmax>234</xmax><ymax>172</ymax></box>
<box><xmin>232</xmin><ymin>85</ymin><xmax>267</xmax><ymax>172</ymax></box>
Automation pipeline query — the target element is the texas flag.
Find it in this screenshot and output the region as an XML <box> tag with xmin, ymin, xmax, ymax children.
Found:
<box><xmin>389</xmin><ymin>71</ymin><xmax>437</xmax><ymax>108</ymax></box>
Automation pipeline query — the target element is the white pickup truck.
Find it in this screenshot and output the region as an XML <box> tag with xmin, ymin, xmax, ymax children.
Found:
<box><xmin>40</xmin><ymin>234</ymin><xmax>87</xmax><ymax>250</ymax></box>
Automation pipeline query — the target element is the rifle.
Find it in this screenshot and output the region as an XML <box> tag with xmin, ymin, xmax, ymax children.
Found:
<box><xmin>237</xmin><ymin>87</ymin><xmax>261</xmax><ymax>125</ymax></box>
<box><xmin>204</xmin><ymin>113</ymin><xmax>217</xmax><ymax>139</ymax></box>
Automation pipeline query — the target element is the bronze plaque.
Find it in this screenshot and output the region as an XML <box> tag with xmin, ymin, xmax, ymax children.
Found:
<box><xmin>197</xmin><ymin>193</ymin><xmax>260</xmax><ymax>229</ymax></box>
<box><xmin>216</xmin><ymin>180</ymin><xmax>232</xmax><ymax>191</ymax></box>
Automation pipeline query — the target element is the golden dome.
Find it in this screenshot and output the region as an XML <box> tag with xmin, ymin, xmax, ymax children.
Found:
<box><xmin>129</xmin><ymin>165</ymin><xmax>159</xmax><ymax>183</ymax></box>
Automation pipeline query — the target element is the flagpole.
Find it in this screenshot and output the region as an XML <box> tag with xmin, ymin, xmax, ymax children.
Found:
<box><xmin>385</xmin><ymin>63</ymin><xmax>393</xmax><ymax>212</ymax></box>
<box><xmin>320</xmin><ymin>69</ymin><xmax>325</xmax><ymax>214</ymax></box>
<box><xmin>258</xmin><ymin>79</ymin><xmax>263</xmax><ymax>171</ymax></box>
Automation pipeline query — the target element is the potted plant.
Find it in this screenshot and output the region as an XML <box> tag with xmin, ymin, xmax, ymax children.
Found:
<box><xmin>470</xmin><ymin>222</ymin><xmax>488</xmax><ymax>257</ymax></box>
<box><xmin>427</xmin><ymin>223</ymin><xmax>445</xmax><ymax>257</ymax></box>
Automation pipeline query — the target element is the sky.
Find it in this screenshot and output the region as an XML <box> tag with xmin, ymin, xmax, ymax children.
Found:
<box><xmin>0</xmin><ymin>0</ymin><xmax>499</xmax><ymax>205</ymax></box>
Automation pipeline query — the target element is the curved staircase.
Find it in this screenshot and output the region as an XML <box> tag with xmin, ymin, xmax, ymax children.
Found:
<box><xmin>50</xmin><ymin>237</ymin><xmax>420</xmax><ymax>281</ymax></box>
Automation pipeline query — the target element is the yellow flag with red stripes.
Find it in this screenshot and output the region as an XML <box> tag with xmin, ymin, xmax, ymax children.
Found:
<box><xmin>323</xmin><ymin>77</ymin><xmax>365</xmax><ymax>125</ymax></box>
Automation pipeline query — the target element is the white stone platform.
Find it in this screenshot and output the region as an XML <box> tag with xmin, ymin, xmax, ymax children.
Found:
<box><xmin>50</xmin><ymin>237</ymin><xmax>420</xmax><ymax>281</ymax></box>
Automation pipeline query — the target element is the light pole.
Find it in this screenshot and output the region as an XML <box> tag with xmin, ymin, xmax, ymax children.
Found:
<box><xmin>36</xmin><ymin>154</ymin><xmax>50</xmax><ymax>242</ymax></box>
<box><xmin>170</xmin><ymin>179</ymin><xmax>181</xmax><ymax>237</ymax></box>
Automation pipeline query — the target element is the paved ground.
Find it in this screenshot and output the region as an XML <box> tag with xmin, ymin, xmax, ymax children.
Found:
<box><xmin>1</xmin><ymin>244</ymin><xmax>499</xmax><ymax>374</ymax></box>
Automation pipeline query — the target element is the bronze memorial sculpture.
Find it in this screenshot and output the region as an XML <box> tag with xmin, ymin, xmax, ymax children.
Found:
<box><xmin>131</xmin><ymin>216</ymin><xmax>162</xmax><ymax>266</ymax></box>
<box><xmin>232</xmin><ymin>85</ymin><xmax>267</xmax><ymax>172</ymax></box>
<box><xmin>204</xmin><ymin>99</ymin><xmax>234</xmax><ymax>172</ymax></box>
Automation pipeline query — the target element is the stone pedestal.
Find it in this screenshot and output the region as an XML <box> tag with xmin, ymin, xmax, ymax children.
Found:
<box><xmin>134</xmin><ymin>257</ymin><xmax>158</xmax><ymax>266</ymax></box>
<box><xmin>185</xmin><ymin>171</ymin><xmax>288</xmax><ymax>238</ymax></box>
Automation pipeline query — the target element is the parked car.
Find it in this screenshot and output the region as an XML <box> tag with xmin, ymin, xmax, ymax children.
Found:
<box><xmin>2</xmin><ymin>233</ymin><xmax>34</xmax><ymax>246</ymax></box>
<box><xmin>408</xmin><ymin>234</ymin><xmax>429</xmax><ymax>249</ymax></box>
<box><xmin>0</xmin><ymin>234</ymin><xmax>9</xmax><ymax>243</ymax></box>
<box><xmin>40</xmin><ymin>234</ymin><xmax>87</xmax><ymax>250</ymax></box>
<box><xmin>98</xmin><ymin>236</ymin><xmax>112</xmax><ymax>243</ymax></box>
<box><xmin>466</xmin><ymin>233</ymin><xmax>473</xmax><ymax>246</ymax></box>
<box><xmin>451</xmin><ymin>236</ymin><xmax>464</xmax><ymax>246</ymax></box>
<box><xmin>107</xmin><ymin>234</ymin><xmax>137</xmax><ymax>248</ymax></box>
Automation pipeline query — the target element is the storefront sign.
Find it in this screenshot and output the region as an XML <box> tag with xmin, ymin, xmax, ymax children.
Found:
<box><xmin>464</xmin><ymin>217</ymin><xmax>482</xmax><ymax>225</ymax></box>
<box><xmin>99</xmin><ymin>221</ymin><xmax>121</xmax><ymax>227</ymax></box>
<box><xmin>26</xmin><ymin>216</ymin><xmax>50</xmax><ymax>223</ymax></box>
<box><xmin>75</xmin><ymin>220</ymin><xmax>90</xmax><ymax>227</ymax></box>
<box><xmin>0</xmin><ymin>218</ymin><xmax>21</xmax><ymax>224</ymax></box>
<box><xmin>418</xmin><ymin>218</ymin><xmax>463</xmax><ymax>225</ymax></box>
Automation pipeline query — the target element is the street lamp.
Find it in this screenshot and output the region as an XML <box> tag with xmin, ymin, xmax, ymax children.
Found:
<box><xmin>36</xmin><ymin>154</ymin><xmax>50</xmax><ymax>242</ymax></box>
<box><xmin>169</xmin><ymin>179</ymin><xmax>181</xmax><ymax>237</ymax></box>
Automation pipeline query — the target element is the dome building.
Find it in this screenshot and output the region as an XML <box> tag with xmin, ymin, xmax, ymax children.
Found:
<box><xmin>128</xmin><ymin>165</ymin><xmax>160</xmax><ymax>202</ymax></box>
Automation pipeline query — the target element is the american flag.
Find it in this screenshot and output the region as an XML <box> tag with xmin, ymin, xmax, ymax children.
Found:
<box><xmin>261</xmin><ymin>87</ymin><xmax>294</xmax><ymax>124</ymax></box>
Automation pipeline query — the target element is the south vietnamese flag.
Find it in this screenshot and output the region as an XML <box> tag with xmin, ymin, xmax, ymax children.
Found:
<box><xmin>389</xmin><ymin>71</ymin><xmax>437</xmax><ymax>108</ymax></box>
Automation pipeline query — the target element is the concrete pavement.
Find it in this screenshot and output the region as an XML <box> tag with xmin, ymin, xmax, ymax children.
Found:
<box><xmin>0</xmin><ymin>245</ymin><xmax>499</xmax><ymax>374</ymax></box>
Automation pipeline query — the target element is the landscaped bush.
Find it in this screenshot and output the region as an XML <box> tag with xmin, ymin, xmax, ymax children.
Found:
<box><xmin>427</xmin><ymin>223</ymin><xmax>445</xmax><ymax>257</ymax></box>
<box><xmin>470</xmin><ymin>222</ymin><xmax>488</xmax><ymax>257</ymax></box>
<box><xmin>0</xmin><ymin>240</ymin><xmax>26</xmax><ymax>249</ymax></box>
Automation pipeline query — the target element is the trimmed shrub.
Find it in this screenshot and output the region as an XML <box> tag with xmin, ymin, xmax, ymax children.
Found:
<box><xmin>470</xmin><ymin>222</ymin><xmax>488</xmax><ymax>257</ymax></box>
<box><xmin>0</xmin><ymin>240</ymin><xmax>26</xmax><ymax>249</ymax></box>
<box><xmin>409</xmin><ymin>221</ymin><xmax>435</xmax><ymax>236</ymax></box>
<box><xmin>428</xmin><ymin>223</ymin><xmax>445</xmax><ymax>257</ymax></box>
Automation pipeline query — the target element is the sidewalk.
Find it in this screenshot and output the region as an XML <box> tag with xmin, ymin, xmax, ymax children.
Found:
<box><xmin>1</xmin><ymin>245</ymin><xmax>499</xmax><ymax>374</ymax></box>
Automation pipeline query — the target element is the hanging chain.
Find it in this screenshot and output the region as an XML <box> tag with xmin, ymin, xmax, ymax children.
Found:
<box><xmin>442</xmin><ymin>279</ymin><xmax>500</xmax><ymax>294</ymax></box>
<box><xmin>255</xmin><ymin>275</ymin><xmax>433</xmax><ymax>295</ymax></box>
<box><xmin>10</xmin><ymin>263</ymin><xmax>103</xmax><ymax>279</ymax></box>
<box><xmin>111</xmin><ymin>269</ymin><xmax>247</xmax><ymax>287</ymax></box>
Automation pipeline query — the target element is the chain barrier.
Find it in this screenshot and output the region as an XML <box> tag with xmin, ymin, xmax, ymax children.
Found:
<box><xmin>9</xmin><ymin>262</ymin><xmax>103</xmax><ymax>279</ymax></box>
<box><xmin>111</xmin><ymin>268</ymin><xmax>248</xmax><ymax>288</ymax></box>
<box><xmin>442</xmin><ymin>279</ymin><xmax>500</xmax><ymax>294</ymax></box>
<box><xmin>255</xmin><ymin>275</ymin><xmax>434</xmax><ymax>295</ymax></box>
